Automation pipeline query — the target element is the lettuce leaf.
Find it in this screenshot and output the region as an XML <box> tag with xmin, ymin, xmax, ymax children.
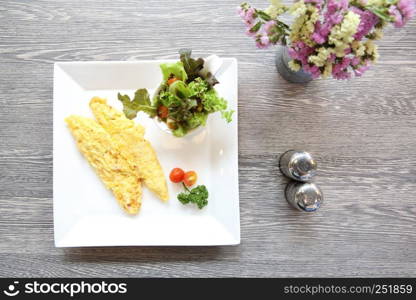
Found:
<box><xmin>168</xmin><ymin>80</ymin><xmax>191</xmax><ymax>99</ymax></box>
<box><xmin>199</xmin><ymin>87</ymin><xmax>234</xmax><ymax>123</ymax></box>
<box><xmin>187</xmin><ymin>112</ymin><xmax>208</xmax><ymax>129</ymax></box>
<box><xmin>172</xmin><ymin>125</ymin><xmax>186</xmax><ymax>137</ymax></box>
<box><xmin>160</xmin><ymin>62</ymin><xmax>188</xmax><ymax>82</ymax></box>
<box><xmin>201</xmin><ymin>89</ymin><xmax>228</xmax><ymax>112</ymax></box>
<box><xmin>179</xmin><ymin>49</ymin><xmax>204</xmax><ymax>83</ymax></box>
<box><xmin>205</xmin><ymin>72</ymin><xmax>219</xmax><ymax>88</ymax></box>
<box><xmin>221</xmin><ymin>110</ymin><xmax>234</xmax><ymax>123</ymax></box>
<box><xmin>159</xmin><ymin>90</ymin><xmax>182</xmax><ymax>108</ymax></box>
<box><xmin>117</xmin><ymin>89</ymin><xmax>156</xmax><ymax>119</ymax></box>
<box><xmin>188</xmin><ymin>77</ymin><xmax>209</xmax><ymax>98</ymax></box>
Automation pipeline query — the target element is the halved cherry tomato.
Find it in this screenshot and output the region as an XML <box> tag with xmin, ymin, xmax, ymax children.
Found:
<box><xmin>183</xmin><ymin>171</ymin><xmax>197</xmax><ymax>187</ymax></box>
<box><xmin>158</xmin><ymin>105</ymin><xmax>169</xmax><ymax>118</ymax></box>
<box><xmin>167</xmin><ymin>77</ymin><xmax>178</xmax><ymax>85</ymax></box>
<box><xmin>170</xmin><ymin>168</ymin><xmax>185</xmax><ymax>183</ymax></box>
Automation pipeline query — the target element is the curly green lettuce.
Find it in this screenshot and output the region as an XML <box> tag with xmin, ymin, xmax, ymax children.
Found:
<box><xmin>188</xmin><ymin>77</ymin><xmax>209</xmax><ymax>97</ymax></box>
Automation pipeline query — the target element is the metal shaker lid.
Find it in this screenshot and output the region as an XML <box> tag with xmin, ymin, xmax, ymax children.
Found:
<box><xmin>287</xmin><ymin>151</ymin><xmax>317</xmax><ymax>182</ymax></box>
<box><xmin>285</xmin><ymin>182</ymin><xmax>323</xmax><ymax>212</ymax></box>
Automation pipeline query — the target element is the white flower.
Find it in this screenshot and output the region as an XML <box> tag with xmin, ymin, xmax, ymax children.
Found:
<box><xmin>328</xmin><ymin>11</ymin><xmax>361</xmax><ymax>57</ymax></box>
<box><xmin>308</xmin><ymin>47</ymin><xmax>333</xmax><ymax>67</ymax></box>
<box><xmin>288</xmin><ymin>60</ymin><xmax>301</xmax><ymax>71</ymax></box>
<box><xmin>265</xmin><ymin>0</ymin><xmax>287</xmax><ymax>18</ymax></box>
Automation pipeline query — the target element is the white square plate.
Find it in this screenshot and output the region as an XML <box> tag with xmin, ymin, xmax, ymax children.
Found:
<box><xmin>53</xmin><ymin>59</ymin><xmax>239</xmax><ymax>247</ymax></box>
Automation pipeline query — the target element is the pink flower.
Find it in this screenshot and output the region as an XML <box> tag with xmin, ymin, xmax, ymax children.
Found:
<box><xmin>256</xmin><ymin>35</ymin><xmax>271</xmax><ymax>49</ymax></box>
<box><xmin>238</xmin><ymin>6</ymin><xmax>256</xmax><ymax>26</ymax></box>
<box><xmin>390</xmin><ymin>0</ymin><xmax>415</xmax><ymax>27</ymax></box>
<box><xmin>294</xmin><ymin>41</ymin><xmax>306</xmax><ymax>49</ymax></box>
<box><xmin>351</xmin><ymin>57</ymin><xmax>361</xmax><ymax>66</ymax></box>
<box><xmin>336</xmin><ymin>72</ymin><xmax>351</xmax><ymax>80</ymax></box>
<box><xmin>263</xmin><ymin>20</ymin><xmax>277</xmax><ymax>35</ymax></box>
<box><xmin>312</xmin><ymin>3</ymin><xmax>347</xmax><ymax>45</ymax></box>
<box><xmin>389</xmin><ymin>5</ymin><xmax>404</xmax><ymax>27</ymax></box>
<box><xmin>260</xmin><ymin>35</ymin><xmax>270</xmax><ymax>45</ymax></box>
<box><xmin>351</xmin><ymin>7</ymin><xmax>379</xmax><ymax>40</ymax></box>
<box><xmin>245</xmin><ymin>27</ymin><xmax>257</xmax><ymax>37</ymax></box>
<box><xmin>312</xmin><ymin>32</ymin><xmax>326</xmax><ymax>44</ymax></box>
<box><xmin>332</xmin><ymin>57</ymin><xmax>354</xmax><ymax>80</ymax></box>
<box><xmin>398</xmin><ymin>0</ymin><xmax>416</xmax><ymax>24</ymax></box>
<box><xmin>244</xmin><ymin>7</ymin><xmax>256</xmax><ymax>25</ymax></box>
<box><xmin>327</xmin><ymin>0</ymin><xmax>349</xmax><ymax>14</ymax></box>
<box><xmin>339</xmin><ymin>0</ymin><xmax>349</xmax><ymax>10</ymax></box>
<box><xmin>288</xmin><ymin>43</ymin><xmax>315</xmax><ymax>66</ymax></box>
<box><xmin>329</xmin><ymin>12</ymin><xmax>344</xmax><ymax>25</ymax></box>
<box><xmin>354</xmin><ymin>61</ymin><xmax>371</xmax><ymax>77</ymax></box>
<box><xmin>288</xmin><ymin>47</ymin><xmax>297</xmax><ymax>59</ymax></box>
<box><xmin>303</xmin><ymin>64</ymin><xmax>322</xmax><ymax>79</ymax></box>
<box><xmin>312</xmin><ymin>21</ymin><xmax>328</xmax><ymax>44</ymax></box>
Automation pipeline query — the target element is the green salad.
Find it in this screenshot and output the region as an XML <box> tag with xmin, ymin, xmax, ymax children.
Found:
<box><xmin>117</xmin><ymin>49</ymin><xmax>234</xmax><ymax>137</ymax></box>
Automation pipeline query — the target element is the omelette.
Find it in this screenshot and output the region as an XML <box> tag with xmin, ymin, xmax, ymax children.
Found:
<box><xmin>89</xmin><ymin>97</ymin><xmax>169</xmax><ymax>202</ymax></box>
<box><xmin>65</xmin><ymin>115</ymin><xmax>142</xmax><ymax>214</ymax></box>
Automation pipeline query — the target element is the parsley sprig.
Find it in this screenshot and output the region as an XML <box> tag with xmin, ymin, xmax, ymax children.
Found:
<box><xmin>177</xmin><ymin>183</ymin><xmax>209</xmax><ymax>209</ymax></box>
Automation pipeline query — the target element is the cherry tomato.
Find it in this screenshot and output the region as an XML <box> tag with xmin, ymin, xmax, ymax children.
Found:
<box><xmin>158</xmin><ymin>105</ymin><xmax>169</xmax><ymax>119</ymax></box>
<box><xmin>170</xmin><ymin>168</ymin><xmax>185</xmax><ymax>183</ymax></box>
<box><xmin>167</xmin><ymin>77</ymin><xmax>178</xmax><ymax>85</ymax></box>
<box><xmin>183</xmin><ymin>171</ymin><xmax>197</xmax><ymax>187</ymax></box>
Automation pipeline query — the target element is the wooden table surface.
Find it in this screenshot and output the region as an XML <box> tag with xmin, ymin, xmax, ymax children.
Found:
<box><xmin>1</xmin><ymin>0</ymin><xmax>415</xmax><ymax>277</ymax></box>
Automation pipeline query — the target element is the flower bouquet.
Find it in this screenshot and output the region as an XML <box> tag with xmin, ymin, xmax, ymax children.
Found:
<box><xmin>238</xmin><ymin>0</ymin><xmax>415</xmax><ymax>81</ymax></box>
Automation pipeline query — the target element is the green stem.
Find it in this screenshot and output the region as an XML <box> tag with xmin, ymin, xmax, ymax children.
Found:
<box><xmin>182</xmin><ymin>182</ymin><xmax>191</xmax><ymax>193</ymax></box>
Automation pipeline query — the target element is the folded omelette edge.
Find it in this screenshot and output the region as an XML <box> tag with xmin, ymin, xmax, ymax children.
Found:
<box><xmin>89</xmin><ymin>97</ymin><xmax>169</xmax><ymax>202</ymax></box>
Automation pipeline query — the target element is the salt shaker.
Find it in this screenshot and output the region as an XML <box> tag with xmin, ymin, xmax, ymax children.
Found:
<box><xmin>285</xmin><ymin>182</ymin><xmax>323</xmax><ymax>212</ymax></box>
<box><xmin>279</xmin><ymin>150</ymin><xmax>317</xmax><ymax>182</ymax></box>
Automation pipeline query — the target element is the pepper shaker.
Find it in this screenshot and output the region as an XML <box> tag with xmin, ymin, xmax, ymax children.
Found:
<box><xmin>279</xmin><ymin>150</ymin><xmax>317</xmax><ymax>182</ymax></box>
<box><xmin>285</xmin><ymin>182</ymin><xmax>323</xmax><ymax>212</ymax></box>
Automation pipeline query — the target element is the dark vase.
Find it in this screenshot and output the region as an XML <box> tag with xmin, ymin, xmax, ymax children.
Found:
<box><xmin>275</xmin><ymin>45</ymin><xmax>313</xmax><ymax>84</ymax></box>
